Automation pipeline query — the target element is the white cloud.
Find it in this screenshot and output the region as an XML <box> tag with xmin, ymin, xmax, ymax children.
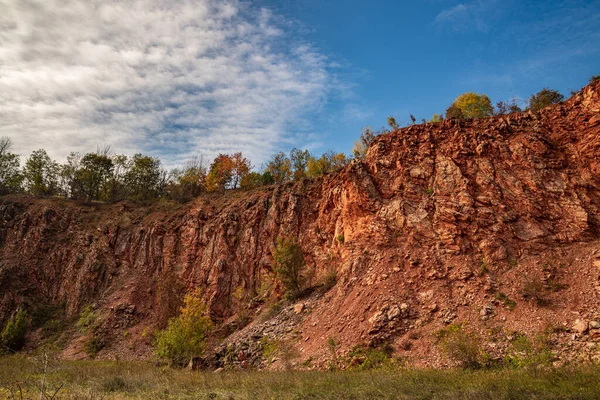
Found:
<box><xmin>0</xmin><ymin>0</ymin><xmax>333</xmax><ymax>168</ymax></box>
<box><xmin>435</xmin><ymin>3</ymin><xmax>470</xmax><ymax>23</ymax></box>
<box><xmin>433</xmin><ymin>1</ymin><xmax>497</xmax><ymax>32</ymax></box>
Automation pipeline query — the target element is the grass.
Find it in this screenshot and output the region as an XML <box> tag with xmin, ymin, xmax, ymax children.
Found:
<box><xmin>2</xmin><ymin>356</ymin><xmax>600</xmax><ymax>399</ymax></box>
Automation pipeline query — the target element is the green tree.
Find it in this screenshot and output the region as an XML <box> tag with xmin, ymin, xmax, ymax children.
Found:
<box><xmin>266</xmin><ymin>152</ymin><xmax>292</xmax><ymax>184</ymax></box>
<box><xmin>0</xmin><ymin>137</ymin><xmax>23</xmax><ymax>194</ymax></box>
<box><xmin>261</xmin><ymin>171</ymin><xmax>275</xmax><ymax>185</ymax></box>
<box><xmin>528</xmin><ymin>88</ymin><xmax>564</xmax><ymax>111</ymax></box>
<box><xmin>23</xmin><ymin>149</ymin><xmax>59</xmax><ymax>196</ymax></box>
<box><xmin>58</xmin><ymin>152</ymin><xmax>81</xmax><ymax>198</ymax></box>
<box><xmin>307</xmin><ymin>151</ymin><xmax>348</xmax><ymax>177</ymax></box>
<box><xmin>167</xmin><ymin>156</ymin><xmax>207</xmax><ymax>202</ymax></box>
<box><xmin>387</xmin><ymin>116</ymin><xmax>399</xmax><ymax>131</ymax></box>
<box><xmin>273</xmin><ymin>237</ymin><xmax>306</xmax><ymax>299</ymax></box>
<box><xmin>447</xmin><ymin>92</ymin><xmax>494</xmax><ymax>120</ymax></box>
<box><xmin>1</xmin><ymin>309</ymin><xmax>29</xmax><ymax>354</ymax></box>
<box><xmin>76</xmin><ymin>153</ymin><xmax>114</xmax><ymax>201</ymax></box>
<box><xmin>290</xmin><ymin>148</ymin><xmax>311</xmax><ymax>180</ymax></box>
<box><xmin>352</xmin><ymin>127</ymin><xmax>376</xmax><ymax>160</ymax></box>
<box><xmin>124</xmin><ymin>154</ymin><xmax>164</xmax><ymax>201</ymax></box>
<box><xmin>107</xmin><ymin>154</ymin><xmax>130</xmax><ymax>201</ymax></box>
<box><xmin>154</xmin><ymin>289</ymin><xmax>213</xmax><ymax>366</ymax></box>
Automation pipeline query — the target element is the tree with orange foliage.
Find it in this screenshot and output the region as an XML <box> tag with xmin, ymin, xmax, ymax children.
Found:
<box><xmin>205</xmin><ymin>154</ymin><xmax>234</xmax><ymax>192</ymax></box>
<box><xmin>205</xmin><ymin>152</ymin><xmax>251</xmax><ymax>192</ymax></box>
<box><xmin>231</xmin><ymin>152</ymin><xmax>252</xmax><ymax>188</ymax></box>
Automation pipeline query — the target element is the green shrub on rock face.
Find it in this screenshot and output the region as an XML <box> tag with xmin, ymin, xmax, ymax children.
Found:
<box><xmin>1</xmin><ymin>309</ymin><xmax>29</xmax><ymax>353</ymax></box>
<box><xmin>273</xmin><ymin>237</ymin><xmax>306</xmax><ymax>300</ymax></box>
<box><xmin>154</xmin><ymin>289</ymin><xmax>213</xmax><ymax>367</ymax></box>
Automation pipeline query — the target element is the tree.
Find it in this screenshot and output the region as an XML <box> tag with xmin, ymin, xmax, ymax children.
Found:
<box><xmin>266</xmin><ymin>152</ymin><xmax>292</xmax><ymax>184</ymax></box>
<box><xmin>76</xmin><ymin>153</ymin><xmax>114</xmax><ymax>201</ymax></box>
<box><xmin>240</xmin><ymin>171</ymin><xmax>263</xmax><ymax>190</ymax></box>
<box><xmin>387</xmin><ymin>116</ymin><xmax>399</xmax><ymax>131</ymax></box>
<box><xmin>409</xmin><ymin>114</ymin><xmax>417</xmax><ymax>125</ymax></box>
<box><xmin>261</xmin><ymin>171</ymin><xmax>275</xmax><ymax>185</ymax></box>
<box><xmin>105</xmin><ymin>154</ymin><xmax>130</xmax><ymax>201</ymax></box>
<box><xmin>231</xmin><ymin>152</ymin><xmax>251</xmax><ymax>189</ymax></box>
<box><xmin>0</xmin><ymin>137</ymin><xmax>23</xmax><ymax>194</ymax></box>
<box><xmin>123</xmin><ymin>154</ymin><xmax>164</xmax><ymax>201</ymax></box>
<box><xmin>590</xmin><ymin>75</ymin><xmax>600</xmax><ymax>83</ymax></box>
<box><xmin>496</xmin><ymin>99</ymin><xmax>522</xmax><ymax>115</ymax></box>
<box><xmin>352</xmin><ymin>127</ymin><xmax>376</xmax><ymax>160</ymax></box>
<box><xmin>154</xmin><ymin>289</ymin><xmax>213</xmax><ymax>367</ymax></box>
<box><xmin>23</xmin><ymin>149</ymin><xmax>59</xmax><ymax>196</ymax></box>
<box><xmin>167</xmin><ymin>156</ymin><xmax>207</xmax><ymax>202</ymax></box>
<box><xmin>447</xmin><ymin>92</ymin><xmax>494</xmax><ymax>119</ymax></box>
<box><xmin>290</xmin><ymin>148</ymin><xmax>311</xmax><ymax>180</ymax></box>
<box><xmin>205</xmin><ymin>154</ymin><xmax>235</xmax><ymax>192</ymax></box>
<box><xmin>273</xmin><ymin>237</ymin><xmax>305</xmax><ymax>299</ymax></box>
<box><xmin>528</xmin><ymin>88</ymin><xmax>564</xmax><ymax>111</ymax></box>
<box><xmin>508</xmin><ymin>101</ymin><xmax>523</xmax><ymax>113</ymax></box>
<box><xmin>307</xmin><ymin>151</ymin><xmax>348</xmax><ymax>178</ymax></box>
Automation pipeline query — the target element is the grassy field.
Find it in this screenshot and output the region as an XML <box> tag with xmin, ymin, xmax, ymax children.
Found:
<box><xmin>1</xmin><ymin>355</ymin><xmax>600</xmax><ymax>399</ymax></box>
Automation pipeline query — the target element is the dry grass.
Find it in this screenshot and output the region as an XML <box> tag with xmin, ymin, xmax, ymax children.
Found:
<box><xmin>1</xmin><ymin>355</ymin><xmax>600</xmax><ymax>399</ymax></box>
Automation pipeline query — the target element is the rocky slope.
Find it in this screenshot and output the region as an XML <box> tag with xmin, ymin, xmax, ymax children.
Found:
<box><xmin>1</xmin><ymin>81</ymin><xmax>600</xmax><ymax>368</ymax></box>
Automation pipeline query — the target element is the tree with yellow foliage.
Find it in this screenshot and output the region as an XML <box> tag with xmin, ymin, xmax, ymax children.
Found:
<box><xmin>446</xmin><ymin>92</ymin><xmax>493</xmax><ymax>120</ymax></box>
<box><xmin>154</xmin><ymin>289</ymin><xmax>213</xmax><ymax>367</ymax></box>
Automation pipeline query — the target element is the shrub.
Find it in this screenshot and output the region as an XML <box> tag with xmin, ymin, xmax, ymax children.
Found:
<box><xmin>504</xmin><ymin>333</ymin><xmax>554</xmax><ymax>373</ymax></box>
<box><xmin>522</xmin><ymin>279</ymin><xmax>549</xmax><ymax>306</ymax></box>
<box><xmin>336</xmin><ymin>234</ymin><xmax>345</xmax><ymax>245</ymax></box>
<box><xmin>101</xmin><ymin>376</ymin><xmax>131</xmax><ymax>393</ymax></box>
<box><xmin>84</xmin><ymin>334</ymin><xmax>105</xmax><ymax>358</ymax></box>
<box><xmin>1</xmin><ymin>309</ymin><xmax>29</xmax><ymax>353</ymax></box>
<box><xmin>495</xmin><ymin>292</ymin><xmax>516</xmax><ymax>310</ymax></box>
<box><xmin>435</xmin><ymin>323</ymin><xmax>485</xmax><ymax>369</ymax></box>
<box><xmin>154</xmin><ymin>289</ymin><xmax>213</xmax><ymax>367</ymax></box>
<box><xmin>76</xmin><ymin>305</ymin><xmax>100</xmax><ymax>334</ymax></box>
<box><xmin>347</xmin><ymin>345</ymin><xmax>394</xmax><ymax>370</ymax></box>
<box><xmin>590</xmin><ymin>75</ymin><xmax>600</xmax><ymax>83</ymax></box>
<box><xmin>430</xmin><ymin>114</ymin><xmax>443</xmax><ymax>123</ymax></box>
<box><xmin>321</xmin><ymin>268</ymin><xmax>337</xmax><ymax>291</ymax></box>
<box><xmin>528</xmin><ymin>88</ymin><xmax>564</xmax><ymax>111</ymax></box>
<box><xmin>273</xmin><ymin>237</ymin><xmax>306</xmax><ymax>299</ymax></box>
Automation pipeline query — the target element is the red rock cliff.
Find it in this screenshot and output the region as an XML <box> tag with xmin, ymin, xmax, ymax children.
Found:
<box><xmin>1</xmin><ymin>81</ymin><xmax>600</xmax><ymax>367</ymax></box>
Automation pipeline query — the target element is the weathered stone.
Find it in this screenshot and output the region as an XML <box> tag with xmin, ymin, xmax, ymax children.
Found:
<box><xmin>573</xmin><ymin>319</ymin><xmax>589</xmax><ymax>334</ymax></box>
<box><xmin>294</xmin><ymin>303</ymin><xmax>305</xmax><ymax>314</ymax></box>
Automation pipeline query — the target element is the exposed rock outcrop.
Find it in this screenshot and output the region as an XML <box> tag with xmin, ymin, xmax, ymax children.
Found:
<box><xmin>2</xmin><ymin>81</ymin><xmax>600</xmax><ymax>367</ymax></box>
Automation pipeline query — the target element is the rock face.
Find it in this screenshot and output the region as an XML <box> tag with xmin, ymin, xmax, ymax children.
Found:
<box><xmin>2</xmin><ymin>81</ymin><xmax>600</xmax><ymax>367</ymax></box>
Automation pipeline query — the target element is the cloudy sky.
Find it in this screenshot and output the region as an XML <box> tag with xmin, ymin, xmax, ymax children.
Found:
<box><xmin>1</xmin><ymin>0</ymin><xmax>599</xmax><ymax>168</ymax></box>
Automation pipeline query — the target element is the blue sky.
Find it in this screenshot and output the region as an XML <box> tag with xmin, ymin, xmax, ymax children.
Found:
<box><xmin>256</xmin><ymin>0</ymin><xmax>600</xmax><ymax>156</ymax></box>
<box><xmin>1</xmin><ymin>0</ymin><xmax>599</xmax><ymax>168</ymax></box>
